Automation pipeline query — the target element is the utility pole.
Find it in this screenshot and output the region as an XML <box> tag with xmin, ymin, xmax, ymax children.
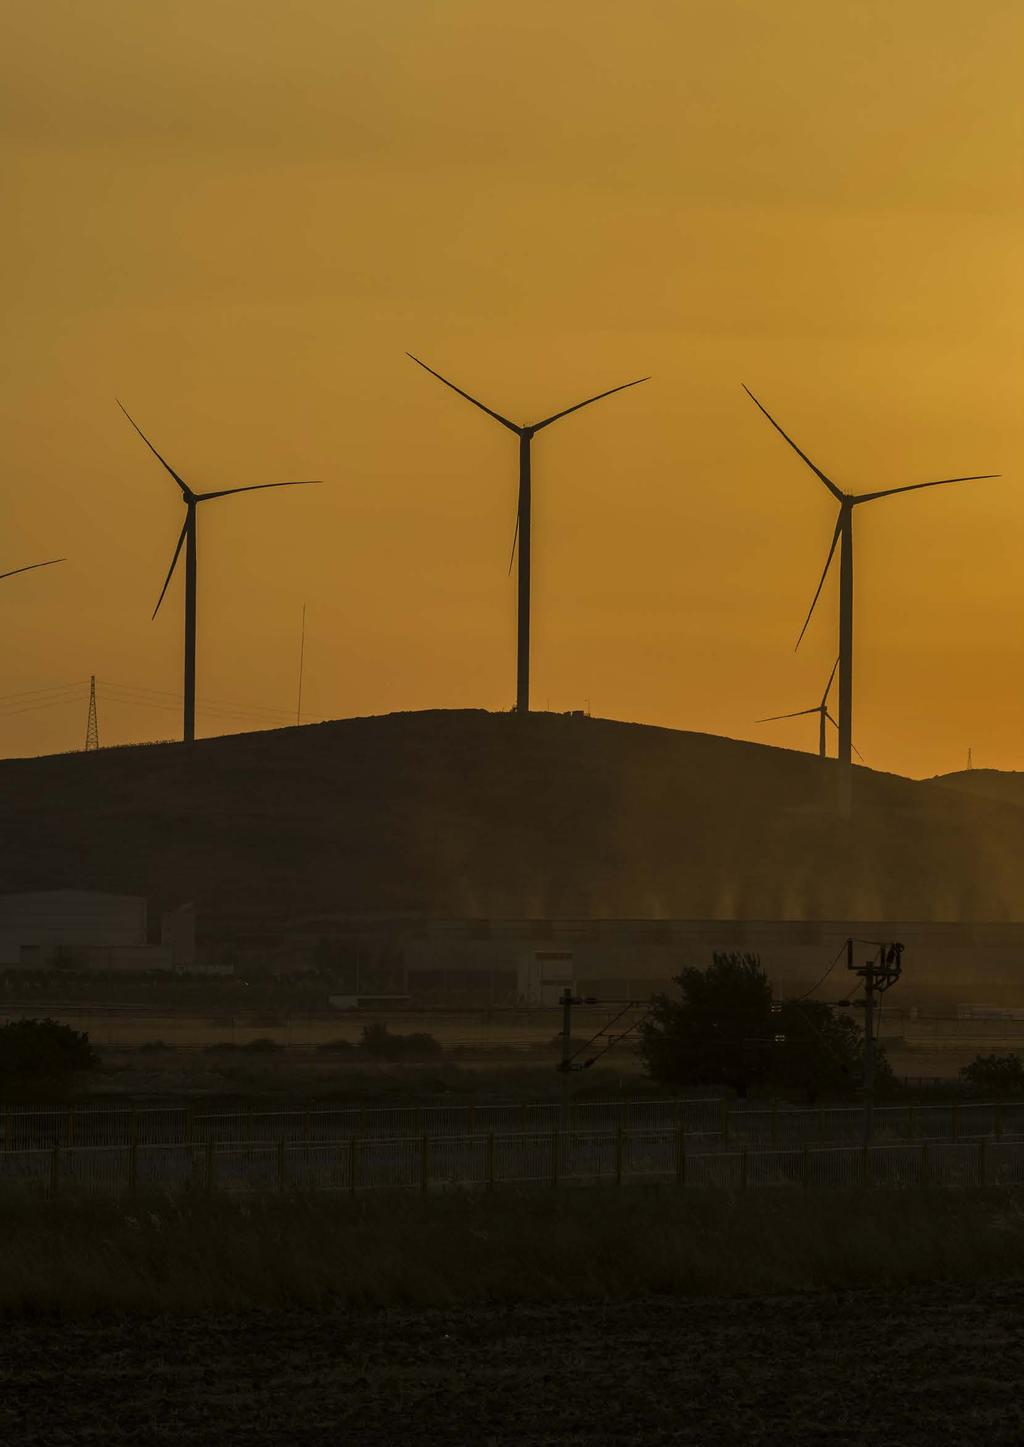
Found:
<box><xmin>84</xmin><ymin>676</ymin><xmax>99</xmax><ymax>751</ymax></box>
<box><xmin>845</xmin><ymin>938</ymin><xmax>903</xmax><ymax>1146</ymax></box>
<box><xmin>967</xmin><ymin>746</ymin><xmax>973</xmax><ymax>771</ymax></box>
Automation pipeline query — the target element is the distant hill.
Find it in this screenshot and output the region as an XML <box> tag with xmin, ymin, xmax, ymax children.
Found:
<box><xmin>930</xmin><ymin>769</ymin><xmax>1024</xmax><ymax>811</ymax></box>
<box><xmin>2</xmin><ymin>710</ymin><xmax>1024</xmax><ymax>933</ymax></box>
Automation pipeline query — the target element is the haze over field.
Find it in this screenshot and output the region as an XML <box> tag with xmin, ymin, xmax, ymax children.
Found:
<box><xmin>2</xmin><ymin>1</ymin><xmax>1021</xmax><ymax>777</ymax></box>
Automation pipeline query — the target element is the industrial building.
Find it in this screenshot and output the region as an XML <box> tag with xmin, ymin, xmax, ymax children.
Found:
<box><xmin>279</xmin><ymin>913</ymin><xmax>1024</xmax><ymax>1008</ymax></box>
<box><xmin>0</xmin><ymin>890</ymin><xmax>197</xmax><ymax>972</ymax></box>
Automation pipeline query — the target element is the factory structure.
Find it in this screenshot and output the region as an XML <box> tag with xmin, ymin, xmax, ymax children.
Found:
<box><xmin>0</xmin><ymin>890</ymin><xmax>198</xmax><ymax>973</ymax></box>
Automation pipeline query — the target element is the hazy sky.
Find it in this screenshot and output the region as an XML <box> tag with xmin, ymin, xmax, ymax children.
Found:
<box><xmin>2</xmin><ymin>0</ymin><xmax>1021</xmax><ymax>777</ymax></box>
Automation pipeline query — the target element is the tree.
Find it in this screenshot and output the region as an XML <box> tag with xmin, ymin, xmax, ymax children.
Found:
<box><xmin>0</xmin><ymin>1017</ymin><xmax>98</xmax><ymax>1101</ymax></box>
<box><xmin>638</xmin><ymin>953</ymin><xmax>884</xmax><ymax>1102</ymax></box>
<box><xmin>959</xmin><ymin>1053</ymin><xmax>1024</xmax><ymax>1096</ymax></box>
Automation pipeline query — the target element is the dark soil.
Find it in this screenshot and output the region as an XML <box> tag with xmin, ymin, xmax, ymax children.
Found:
<box><xmin>4</xmin><ymin>1281</ymin><xmax>1023</xmax><ymax>1444</ymax></box>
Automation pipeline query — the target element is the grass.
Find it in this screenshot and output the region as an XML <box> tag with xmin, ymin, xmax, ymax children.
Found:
<box><xmin>2</xmin><ymin>1184</ymin><xmax>1024</xmax><ymax>1317</ymax></box>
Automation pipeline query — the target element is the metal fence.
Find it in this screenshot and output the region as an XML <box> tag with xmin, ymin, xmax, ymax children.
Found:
<box><xmin>1</xmin><ymin>1128</ymin><xmax>1021</xmax><ymax>1199</ymax></box>
<box><xmin>5</xmin><ymin>1096</ymin><xmax>1024</xmax><ymax>1150</ymax></box>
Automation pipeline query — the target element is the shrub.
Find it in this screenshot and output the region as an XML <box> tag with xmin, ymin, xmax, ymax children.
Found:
<box><xmin>359</xmin><ymin>1024</ymin><xmax>442</xmax><ymax>1061</ymax></box>
<box><xmin>317</xmin><ymin>1039</ymin><xmax>356</xmax><ymax>1054</ymax></box>
<box><xmin>959</xmin><ymin>1053</ymin><xmax>1024</xmax><ymax>1095</ymax></box>
<box><xmin>0</xmin><ymin>1018</ymin><xmax>97</xmax><ymax>1094</ymax></box>
<box><xmin>239</xmin><ymin>1037</ymin><xmax>282</xmax><ymax>1053</ymax></box>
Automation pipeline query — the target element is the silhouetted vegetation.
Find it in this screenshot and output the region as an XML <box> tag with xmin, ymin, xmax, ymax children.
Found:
<box><xmin>639</xmin><ymin>953</ymin><xmax>888</xmax><ymax>1102</ymax></box>
<box><xmin>0</xmin><ymin>1017</ymin><xmax>97</xmax><ymax>1100</ymax></box>
<box><xmin>359</xmin><ymin>1023</ymin><xmax>442</xmax><ymax>1061</ymax></box>
<box><xmin>960</xmin><ymin>1053</ymin><xmax>1024</xmax><ymax>1095</ymax></box>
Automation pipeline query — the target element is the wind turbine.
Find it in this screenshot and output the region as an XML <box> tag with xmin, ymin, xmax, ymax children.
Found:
<box><xmin>1</xmin><ymin>559</ymin><xmax>64</xmax><ymax>583</ymax></box>
<box><xmin>756</xmin><ymin>657</ymin><xmax>864</xmax><ymax>761</ymax></box>
<box><xmin>408</xmin><ymin>354</ymin><xmax>649</xmax><ymax>713</ymax></box>
<box><xmin>743</xmin><ymin>385</ymin><xmax>998</xmax><ymax>815</ymax></box>
<box><xmin>118</xmin><ymin>402</ymin><xmax>320</xmax><ymax>745</ymax></box>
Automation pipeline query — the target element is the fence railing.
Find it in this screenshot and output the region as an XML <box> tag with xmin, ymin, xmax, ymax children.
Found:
<box><xmin>4</xmin><ymin>1096</ymin><xmax>1024</xmax><ymax>1151</ymax></box>
<box><xmin>1</xmin><ymin>1128</ymin><xmax>1020</xmax><ymax>1199</ymax></box>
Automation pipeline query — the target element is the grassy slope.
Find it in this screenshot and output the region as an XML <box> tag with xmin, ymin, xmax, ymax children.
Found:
<box><xmin>3</xmin><ymin>709</ymin><xmax>1024</xmax><ymax>928</ymax></box>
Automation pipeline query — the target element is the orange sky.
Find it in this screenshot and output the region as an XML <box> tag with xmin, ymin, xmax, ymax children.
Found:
<box><xmin>2</xmin><ymin>0</ymin><xmax>1021</xmax><ymax>777</ymax></box>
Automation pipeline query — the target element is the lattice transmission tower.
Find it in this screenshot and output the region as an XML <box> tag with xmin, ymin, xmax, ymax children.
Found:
<box><xmin>84</xmin><ymin>675</ymin><xmax>99</xmax><ymax>751</ymax></box>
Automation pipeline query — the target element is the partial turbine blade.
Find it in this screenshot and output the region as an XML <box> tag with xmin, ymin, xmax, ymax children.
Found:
<box><xmin>825</xmin><ymin>710</ymin><xmax>865</xmax><ymax>762</ymax></box>
<box><xmin>854</xmin><ymin>474</ymin><xmax>1000</xmax><ymax>505</ymax></box>
<box><xmin>531</xmin><ymin>376</ymin><xmax>650</xmax><ymax>432</ymax></box>
<box><xmin>820</xmin><ymin>655</ymin><xmax>840</xmax><ymax>708</ymax></box>
<box><xmin>507</xmin><ymin>511</ymin><xmax>519</xmax><ymax>576</ymax></box>
<box><xmin>117</xmin><ymin>400</ymin><xmax>191</xmax><ymax>496</ymax></box>
<box><xmin>756</xmin><ymin>707</ymin><xmax>820</xmax><ymax>723</ymax></box>
<box><xmin>152</xmin><ymin>519</ymin><xmax>188</xmax><ymax>619</ymax></box>
<box><xmin>407</xmin><ymin>354</ymin><xmax>521</xmax><ymax>434</ymax></box>
<box><xmin>0</xmin><ymin>558</ymin><xmax>65</xmax><ymax>582</ymax></box>
<box><xmin>196</xmin><ymin>481</ymin><xmax>321</xmax><ymax>502</ymax></box>
<box><xmin>795</xmin><ymin>515</ymin><xmax>842</xmax><ymax>651</ymax></box>
<box><xmin>742</xmin><ymin>386</ymin><xmax>843</xmax><ymax>501</ymax></box>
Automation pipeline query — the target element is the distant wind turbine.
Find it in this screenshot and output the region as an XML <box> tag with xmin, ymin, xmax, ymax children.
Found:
<box><xmin>408</xmin><ymin>354</ymin><xmax>649</xmax><ymax>713</ymax></box>
<box><xmin>743</xmin><ymin>385</ymin><xmax>997</xmax><ymax>815</ymax></box>
<box><xmin>1</xmin><ymin>559</ymin><xmax>64</xmax><ymax>582</ymax></box>
<box><xmin>756</xmin><ymin>657</ymin><xmax>864</xmax><ymax>761</ymax></box>
<box><xmin>118</xmin><ymin>401</ymin><xmax>320</xmax><ymax>745</ymax></box>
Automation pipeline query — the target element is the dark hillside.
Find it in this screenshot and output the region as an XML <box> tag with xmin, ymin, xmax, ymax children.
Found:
<box><xmin>3</xmin><ymin>710</ymin><xmax>1024</xmax><ymax>930</ymax></box>
<box><xmin>930</xmin><ymin>768</ymin><xmax>1024</xmax><ymax>810</ymax></box>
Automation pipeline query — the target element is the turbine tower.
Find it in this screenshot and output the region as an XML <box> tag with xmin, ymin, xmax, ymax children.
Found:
<box><xmin>118</xmin><ymin>402</ymin><xmax>320</xmax><ymax>745</ymax></box>
<box><xmin>408</xmin><ymin>354</ymin><xmax>648</xmax><ymax>713</ymax></box>
<box><xmin>743</xmin><ymin>386</ymin><xmax>997</xmax><ymax>815</ymax></box>
<box><xmin>757</xmin><ymin>659</ymin><xmax>862</xmax><ymax>764</ymax></box>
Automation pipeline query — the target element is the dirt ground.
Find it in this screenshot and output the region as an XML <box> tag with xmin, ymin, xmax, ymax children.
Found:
<box><xmin>3</xmin><ymin>1280</ymin><xmax>1023</xmax><ymax>1445</ymax></box>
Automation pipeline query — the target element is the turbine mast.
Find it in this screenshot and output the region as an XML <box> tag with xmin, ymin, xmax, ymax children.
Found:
<box><xmin>517</xmin><ymin>433</ymin><xmax>532</xmax><ymax>714</ymax></box>
<box><xmin>837</xmin><ymin>502</ymin><xmax>854</xmax><ymax>814</ymax></box>
<box><xmin>184</xmin><ymin>501</ymin><xmax>198</xmax><ymax>745</ymax></box>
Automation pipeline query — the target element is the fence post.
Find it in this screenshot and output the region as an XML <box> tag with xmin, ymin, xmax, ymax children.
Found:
<box><xmin>184</xmin><ymin>1105</ymin><xmax>194</xmax><ymax>1146</ymax></box>
<box><xmin>246</xmin><ymin>1108</ymin><xmax>254</xmax><ymax>1143</ymax></box>
<box><xmin>128</xmin><ymin>1140</ymin><xmax>138</xmax><ymax>1194</ymax></box>
<box><xmin>995</xmin><ymin>1103</ymin><xmax>1004</xmax><ymax>1141</ymax></box>
<box><xmin>862</xmin><ymin>1143</ymin><xmax>870</xmax><ymax>1188</ymax></box>
<box><xmin>205</xmin><ymin>1139</ymin><xmax>215</xmax><ymax>1196</ymax></box>
<box><xmin>303</xmin><ymin>1110</ymin><xmax>312</xmax><ymax>1144</ymax></box>
<box><xmin>349</xmin><ymin>1136</ymin><xmax>358</xmax><ymax>1194</ymax></box>
<box><xmin>817</xmin><ymin>1106</ymin><xmax>825</xmax><ymax>1144</ymax></box>
<box><xmin>739</xmin><ymin>1146</ymin><xmax>748</xmax><ymax>1191</ymax></box>
<box><xmin>675</xmin><ymin>1122</ymin><xmax>686</xmax><ymax>1188</ymax></box>
<box><xmin>486</xmin><ymin>1131</ymin><xmax>495</xmax><ymax>1192</ymax></box>
<box><xmin>770</xmin><ymin>1100</ymin><xmax>779</xmax><ymax>1148</ymax></box>
<box><xmin>277</xmin><ymin>1139</ymin><xmax>286</xmax><ymax>1193</ymax></box>
<box><xmin>953</xmin><ymin>1103</ymin><xmax>961</xmax><ymax>1142</ymax></box>
<box><xmin>50</xmin><ymin>1144</ymin><xmax>60</xmax><ymax>1198</ymax></box>
<box><xmin>721</xmin><ymin>1099</ymin><xmax>731</xmax><ymax>1146</ymax></box>
<box><xmin>420</xmin><ymin>1134</ymin><xmax>430</xmax><ymax>1195</ymax></box>
<box><xmin>521</xmin><ymin>1104</ymin><xmax>529</xmax><ymax>1134</ymax></box>
<box><xmin>615</xmin><ymin>1124</ymin><xmax>624</xmax><ymax>1187</ymax></box>
<box><xmin>920</xmin><ymin>1140</ymin><xmax>929</xmax><ymax>1187</ymax></box>
<box><xmin>65</xmin><ymin>1108</ymin><xmax>75</xmax><ymax>1148</ymax></box>
<box><xmin>2</xmin><ymin>1106</ymin><xmax>9</xmax><ymax>1153</ymax></box>
<box><xmin>552</xmin><ymin>1130</ymin><xmax>560</xmax><ymax>1188</ymax></box>
<box><xmin>468</xmin><ymin>1103</ymin><xmax>476</xmax><ymax>1135</ymax></box>
<box><xmin>911</xmin><ymin>1104</ymin><xmax>919</xmax><ymax>1141</ymax></box>
<box><xmin>978</xmin><ymin>1137</ymin><xmax>987</xmax><ymax>1188</ymax></box>
<box><xmin>130</xmin><ymin>1107</ymin><xmax>139</xmax><ymax>1147</ymax></box>
<box><xmin>802</xmin><ymin>1144</ymin><xmax>810</xmax><ymax>1192</ymax></box>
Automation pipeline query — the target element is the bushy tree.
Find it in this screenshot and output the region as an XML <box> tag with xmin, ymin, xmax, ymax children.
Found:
<box><xmin>0</xmin><ymin>1017</ymin><xmax>97</xmax><ymax>1099</ymax></box>
<box><xmin>359</xmin><ymin>1023</ymin><xmax>442</xmax><ymax>1061</ymax></box>
<box><xmin>959</xmin><ymin>1053</ymin><xmax>1024</xmax><ymax>1096</ymax></box>
<box><xmin>639</xmin><ymin>953</ymin><xmax>883</xmax><ymax>1102</ymax></box>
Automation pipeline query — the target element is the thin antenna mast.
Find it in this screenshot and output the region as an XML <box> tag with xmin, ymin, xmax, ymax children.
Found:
<box><xmin>84</xmin><ymin>676</ymin><xmax>99</xmax><ymax>751</ymax></box>
<box><xmin>967</xmin><ymin>747</ymin><xmax>973</xmax><ymax>771</ymax></box>
<box><xmin>296</xmin><ymin>604</ymin><xmax>306</xmax><ymax>726</ymax></box>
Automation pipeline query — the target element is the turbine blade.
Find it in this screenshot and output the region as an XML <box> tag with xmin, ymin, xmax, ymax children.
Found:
<box><xmin>507</xmin><ymin>510</ymin><xmax>519</xmax><ymax>576</ymax></box>
<box><xmin>196</xmin><ymin>481</ymin><xmax>321</xmax><ymax>502</ymax></box>
<box><xmin>756</xmin><ymin>707</ymin><xmax>820</xmax><ymax>723</ymax></box>
<box><xmin>854</xmin><ymin>474</ymin><xmax>1000</xmax><ymax>505</ymax></box>
<box><xmin>827</xmin><ymin>712</ymin><xmax>865</xmax><ymax>761</ymax></box>
<box><xmin>117</xmin><ymin>400</ymin><xmax>191</xmax><ymax>496</ymax></box>
<box><xmin>742</xmin><ymin>386</ymin><xmax>843</xmax><ymax>501</ymax></box>
<box><xmin>795</xmin><ymin>515</ymin><xmax>842</xmax><ymax>651</ymax></box>
<box><xmin>531</xmin><ymin>376</ymin><xmax>650</xmax><ymax>432</ymax></box>
<box><xmin>820</xmin><ymin>655</ymin><xmax>840</xmax><ymax>708</ymax></box>
<box><xmin>152</xmin><ymin>519</ymin><xmax>188</xmax><ymax>619</ymax></box>
<box><xmin>0</xmin><ymin>557</ymin><xmax>65</xmax><ymax>582</ymax></box>
<box><xmin>406</xmin><ymin>354</ymin><xmax>520</xmax><ymax>434</ymax></box>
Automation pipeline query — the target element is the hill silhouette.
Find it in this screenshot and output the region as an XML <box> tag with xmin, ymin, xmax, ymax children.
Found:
<box><xmin>2</xmin><ymin>710</ymin><xmax>1023</xmax><ymax>933</ymax></box>
<box><xmin>930</xmin><ymin>768</ymin><xmax>1024</xmax><ymax>811</ymax></box>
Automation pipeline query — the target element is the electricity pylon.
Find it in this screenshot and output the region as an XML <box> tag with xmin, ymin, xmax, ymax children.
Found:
<box><xmin>84</xmin><ymin>676</ymin><xmax>99</xmax><ymax>751</ymax></box>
